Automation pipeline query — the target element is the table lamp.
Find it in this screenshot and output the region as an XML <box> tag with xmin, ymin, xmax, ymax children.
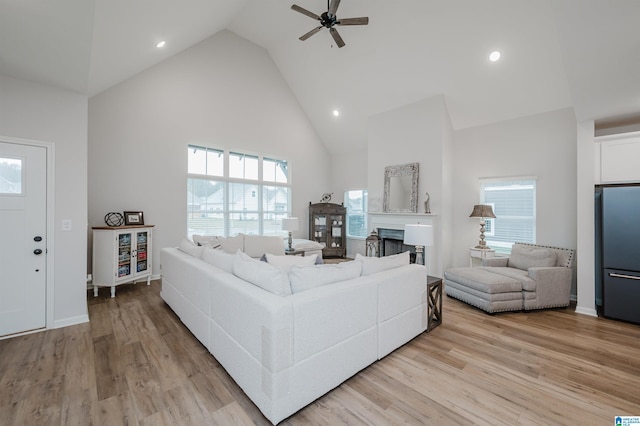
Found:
<box><xmin>282</xmin><ymin>217</ymin><xmax>299</xmax><ymax>252</ymax></box>
<box><xmin>469</xmin><ymin>204</ymin><xmax>496</xmax><ymax>249</ymax></box>
<box><xmin>403</xmin><ymin>223</ymin><xmax>434</xmax><ymax>268</ymax></box>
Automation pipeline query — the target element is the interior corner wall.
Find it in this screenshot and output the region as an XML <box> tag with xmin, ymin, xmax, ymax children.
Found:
<box><xmin>88</xmin><ymin>30</ymin><xmax>330</xmax><ymax>275</ymax></box>
<box><xmin>0</xmin><ymin>74</ymin><xmax>89</xmax><ymax>328</ymax></box>
<box><xmin>452</xmin><ymin>108</ymin><xmax>578</xmax><ymax>293</ymax></box>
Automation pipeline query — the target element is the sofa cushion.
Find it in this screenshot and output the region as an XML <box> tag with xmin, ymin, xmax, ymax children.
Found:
<box><xmin>355</xmin><ymin>251</ymin><xmax>410</xmax><ymax>276</ymax></box>
<box><xmin>201</xmin><ymin>246</ymin><xmax>235</xmax><ymax>273</ymax></box>
<box><xmin>508</xmin><ymin>244</ymin><xmax>557</xmax><ymax>270</ymax></box>
<box><xmin>243</xmin><ymin>234</ymin><xmax>285</xmax><ymax>257</ymax></box>
<box><xmin>482</xmin><ymin>266</ymin><xmax>537</xmax><ymax>291</ymax></box>
<box><xmin>192</xmin><ymin>234</ymin><xmax>224</xmax><ymax>248</ymax></box>
<box><xmin>232</xmin><ymin>250</ymin><xmax>292</xmax><ymax>296</ymax></box>
<box><xmin>444</xmin><ymin>267</ymin><xmax>522</xmax><ymax>293</ymax></box>
<box><xmin>292</xmin><ymin>239</ymin><xmax>324</xmax><ymax>251</ymax></box>
<box><xmin>178</xmin><ymin>236</ymin><xmax>204</xmax><ymax>257</ymax></box>
<box><xmin>220</xmin><ymin>234</ymin><xmax>244</xmax><ymax>254</ymax></box>
<box><xmin>265</xmin><ymin>253</ymin><xmax>319</xmax><ymax>273</ymax></box>
<box><xmin>289</xmin><ymin>260</ymin><xmax>362</xmax><ymax>293</ymax></box>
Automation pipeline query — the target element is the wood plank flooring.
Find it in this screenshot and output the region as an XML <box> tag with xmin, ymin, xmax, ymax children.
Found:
<box><xmin>1</xmin><ymin>280</ymin><xmax>640</xmax><ymax>425</ymax></box>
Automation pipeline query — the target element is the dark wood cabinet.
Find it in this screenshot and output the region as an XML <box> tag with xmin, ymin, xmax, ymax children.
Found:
<box><xmin>309</xmin><ymin>202</ymin><xmax>346</xmax><ymax>258</ymax></box>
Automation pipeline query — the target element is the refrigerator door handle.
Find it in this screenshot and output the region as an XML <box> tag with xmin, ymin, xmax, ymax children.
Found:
<box><xmin>609</xmin><ymin>272</ymin><xmax>640</xmax><ymax>280</ymax></box>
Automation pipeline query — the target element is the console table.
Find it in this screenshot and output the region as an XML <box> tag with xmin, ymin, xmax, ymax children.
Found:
<box><xmin>427</xmin><ymin>275</ymin><xmax>443</xmax><ymax>332</ymax></box>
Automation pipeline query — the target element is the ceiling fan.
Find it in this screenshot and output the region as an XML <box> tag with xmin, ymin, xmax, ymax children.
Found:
<box><xmin>291</xmin><ymin>0</ymin><xmax>369</xmax><ymax>48</ymax></box>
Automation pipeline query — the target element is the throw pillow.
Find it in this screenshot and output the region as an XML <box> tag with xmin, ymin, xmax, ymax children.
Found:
<box><xmin>355</xmin><ymin>251</ymin><xmax>410</xmax><ymax>276</ymax></box>
<box><xmin>220</xmin><ymin>234</ymin><xmax>244</xmax><ymax>254</ymax></box>
<box><xmin>508</xmin><ymin>244</ymin><xmax>557</xmax><ymax>270</ymax></box>
<box><xmin>289</xmin><ymin>260</ymin><xmax>362</xmax><ymax>293</ymax></box>
<box><xmin>265</xmin><ymin>253</ymin><xmax>318</xmax><ymax>273</ymax></box>
<box><xmin>233</xmin><ymin>250</ymin><xmax>292</xmax><ymax>297</ymax></box>
<box><xmin>178</xmin><ymin>236</ymin><xmax>204</xmax><ymax>257</ymax></box>
<box><xmin>192</xmin><ymin>234</ymin><xmax>223</xmax><ymax>248</ymax></box>
<box><xmin>201</xmin><ymin>246</ymin><xmax>235</xmax><ymax>273</ymax></box>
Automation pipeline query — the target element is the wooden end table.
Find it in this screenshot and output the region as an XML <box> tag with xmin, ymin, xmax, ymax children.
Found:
<box><xmin>427</xmin><ymin>275</ymin><xmax>443</xmax><ymax>332</ymax></box>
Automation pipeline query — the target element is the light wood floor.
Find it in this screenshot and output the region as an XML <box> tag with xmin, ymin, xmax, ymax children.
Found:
<box><xmin>1</xmin><ymin>280</ymin><xmax>640</xmax><ymax>425</ymax></box>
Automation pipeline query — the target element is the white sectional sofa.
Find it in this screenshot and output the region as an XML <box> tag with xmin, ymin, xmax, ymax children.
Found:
<box><xmin>160</xmin><ymin>237</ymin><xmax>428</xmax><ymax>424</ymax></box>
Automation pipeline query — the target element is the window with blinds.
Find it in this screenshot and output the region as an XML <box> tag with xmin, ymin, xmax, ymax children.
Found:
<box><xmin>480</xmin><ymin>177</ymin><xmax>536</xmax><ymax>254</ymax></box>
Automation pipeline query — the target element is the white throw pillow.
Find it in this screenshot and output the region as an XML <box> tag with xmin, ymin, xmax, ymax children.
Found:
<box><xmin>289</xmin><ymin>260</ymin><xmax>362</xmax><ymax>293</ymax></box>
<box><xmin>243</xmin><ymin>234</ymin><xmax>285</xmax><ymax>257</ymax></box>
<box><xmin>178</xmin><ymin>236</ymin><xmax>204</xmax><ymax>257</ymax></box>
<box><xmin>201</xmin><ymin>246</ymin><xmax>235</xmax><ymax>273</ymax></box>
<box><xmin>220</xmin><ymin>234</ymin><xmax>244</xmax><ymax>254</ymax></box>
<box><xmin>291</xmin><ymin>239</ymin><xmax>324</xmax><ymax>250</ymax></box>
<box><xmin>192</xmin><ymin>234</ymin><xmax>224</xmax><ymax>248</ymax></box>
<box><xmin>355</xmin><ymin>251</ymin><xmax>410</xmax><ymax>276</ymax></box>
<box><xmin>233</xmin><ymin>250</ymin><xmax>292</xmax><ymax>296</ymax></box>
<box><xmin>265</xmin><ymin>253</ymin><xmax>318</xmax><ymax>273</ymax></box>
<box><xmin>508</xmin><ymin>244</ymin><xmax>557</xmax><ymax>270</ymax></box>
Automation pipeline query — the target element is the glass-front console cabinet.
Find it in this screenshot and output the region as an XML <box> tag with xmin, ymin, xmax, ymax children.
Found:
<box><xmin>92</xmin><ymin>225</ymin><xmax>154</xmax><ymax>297</ymax></box>
<box><xmin>309</xmin><ymin>202</ymin><xmax>346</xmax><ymax>258</ymax></box>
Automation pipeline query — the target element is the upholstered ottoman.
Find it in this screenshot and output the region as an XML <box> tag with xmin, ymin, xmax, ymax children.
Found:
<box><xmin>444</xmin><ymin>267</ymin><xmax>524</xmax><ymax>313</ymax></box>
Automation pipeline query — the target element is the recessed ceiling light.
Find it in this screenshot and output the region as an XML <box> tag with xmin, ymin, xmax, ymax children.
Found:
<box><xmin>333</xmin><ymin>110</ymin><xmax>340</xmax><ymax>117</ymax></box>
<box><xmin>156</xmin><ymin>41</ymin><xmax>166</xmax><ymax>48</ymax></box>
<box><xmin>489</xmin><ymin>51</ymin><xmax>501</xmax><ymax>62</ymax></box>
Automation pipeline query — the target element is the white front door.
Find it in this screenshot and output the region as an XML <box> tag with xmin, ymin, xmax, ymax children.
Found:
<box><xmin>0</xmin><ymin>141</ymin><xmax>47</xmax><ymax>337</ymax></box>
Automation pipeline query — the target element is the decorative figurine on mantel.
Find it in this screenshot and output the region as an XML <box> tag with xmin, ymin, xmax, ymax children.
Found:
<box><xmin>424</xmin><ymin>192</ymin><xmax>431</xmax><ymax>214</ymax></box>
<box><xmin>320</xmin><ymin>192</ymin><xmax>333</xmax><ymax>203</ymax></box>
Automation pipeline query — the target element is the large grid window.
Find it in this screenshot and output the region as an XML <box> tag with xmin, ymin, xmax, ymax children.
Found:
<box><xmin>345</xmin><ymin>189</ymin><xmax>368</xmax><ymax>238</ymax></box>
<box><xmin>480</xmin><ymin>177</ymin><xmax>536</xmax><ymax>254</ymax></box>
<box><xmin>187</xmin><ymin>145</ymin><xmax>290</xmax><ymax>237</ymax></box>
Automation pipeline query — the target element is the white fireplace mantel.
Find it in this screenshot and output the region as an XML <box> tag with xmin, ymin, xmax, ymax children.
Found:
<box><xmin>367</xmin><ymin>212</ymin><xmax>441</xmax><ymax>277</ymax></box>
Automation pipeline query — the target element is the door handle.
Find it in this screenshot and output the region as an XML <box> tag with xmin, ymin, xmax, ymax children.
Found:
<box><xmin>34</xmin><ymin>249</ymin><xmax>43</xmax><ymax>255</ymax></box>
<box><xmin>609</xmin><ymin>272</ymin><xmax>640</xmax><ymax>280</ymax></box>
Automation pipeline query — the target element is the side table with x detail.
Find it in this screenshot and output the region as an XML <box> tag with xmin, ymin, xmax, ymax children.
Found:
<box><xmin>426</xmin><ymin>275</ymin><xmax>443</xmax><ymax>332</ymax></box>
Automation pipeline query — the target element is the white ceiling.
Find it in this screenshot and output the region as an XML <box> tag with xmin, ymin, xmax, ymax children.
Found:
<box><xmin>1</xmin><ymin>0</ymin><xmax>639</xmax><ymax>154</ymax></box>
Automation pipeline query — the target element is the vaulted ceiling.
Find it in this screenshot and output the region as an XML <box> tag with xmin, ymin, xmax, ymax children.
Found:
<box><xmin>1</xmin><ymin>0</ymin><xmax>638</xmax><ymax>154</ymax></box>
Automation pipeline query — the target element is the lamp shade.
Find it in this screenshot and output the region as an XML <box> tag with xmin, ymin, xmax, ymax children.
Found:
<box><xmin>403</xmin><ymin>224</ymin><xmax>434</xmax><ymax>247</ymax></box>
<box><xmin>281</xmin><ymin>217</ymin><xmax>299</xmax><ymax>231</ymax></box>
<box><xmin>469</xmin><ymin>204</ymin><xmax>496</xmax><ymax>219</ymax></box>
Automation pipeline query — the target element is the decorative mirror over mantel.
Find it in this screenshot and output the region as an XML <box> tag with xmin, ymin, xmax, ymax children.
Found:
<box><xmin>383</xmin><ymin>162</ymin><xmax>419</xmax><ymax>213</ymax></box>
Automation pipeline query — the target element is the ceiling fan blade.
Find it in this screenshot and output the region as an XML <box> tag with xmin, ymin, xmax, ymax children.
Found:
<box><xmin>299</xmin><ymin>26</ymin><xmax>323</xmax><ymax>41</ymax></box>
<box><xmin>330</xmin><ymin>27</ymin><xmax>345</xmax><ymax>48</ymax></box>
<box><xmin>291</xmin><ymin>4</ymin><xmax>321</xmax><ymax>21</ymax></box>
<box><xmin>328</xmin><ymin>0</ymin><xmax>341</xmax><ymax>16</ymax></box>
<box><xmin>337</xmin><ymin>17</ymin><xmax>369</xmax><ymax>26</ymax></box>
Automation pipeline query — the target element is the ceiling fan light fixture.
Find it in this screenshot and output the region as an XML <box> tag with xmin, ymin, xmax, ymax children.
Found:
<box><xmin>291</xmin><ymin>1</ymin><xmax>368</xmax><ymax>48</ymax></box>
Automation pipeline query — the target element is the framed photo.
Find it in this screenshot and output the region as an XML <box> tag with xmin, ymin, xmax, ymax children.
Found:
<box><xmin>123</xmin><ymin>211</ymin><xmax>144</xmax><ymax>226</ymax></box>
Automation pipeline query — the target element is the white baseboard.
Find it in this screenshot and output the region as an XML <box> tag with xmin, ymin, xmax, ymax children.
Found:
<box><xmin>574</xmin><ymin>306</ymin><xmax>598</xmax><ymax>317</ymax></box>
<box><xmin>54</xmin><ymin>314</ymin><xmax>89</xmax><ymax>329</ymax></box>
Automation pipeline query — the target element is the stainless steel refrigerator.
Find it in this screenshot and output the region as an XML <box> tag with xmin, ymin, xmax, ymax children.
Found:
<box><xmin>596</xmin><ymin>184</ymin><xmax>640</xmax><ymax>324</ymax></box>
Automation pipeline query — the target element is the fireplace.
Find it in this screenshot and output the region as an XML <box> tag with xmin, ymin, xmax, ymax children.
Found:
<box><xmin>377</xmin><ymin>228</ymin><xmax>417</xmax><ymax>263</ymax></box>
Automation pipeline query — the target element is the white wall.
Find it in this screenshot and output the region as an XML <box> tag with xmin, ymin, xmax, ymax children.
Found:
<box><xmin>0</xmin><ymin>74</ymin><xmax>89</xmax><ymax>328</ymax></box>
<box><xmin>366</xmin><ymin>95</ymin><xmax>454</xmax><ymax>277</ymax></box>
<box><xmin>331</xmin><ymin>148</ymin><xmax>368</xmax><ymax>258</ymax></box>
<box><xmin>453</xmin><ymin>108</ymin><xmax>578</xmax><ymax>291</ymax></box>
<box><xmin>575</xmin><ymin>120</ymin><xmax>596</xmax><ymax>315</ymax></box>
<box><xmin>88</xmin><ymin>30</ymin><xmax>331</xmax><ymax>275</ymax></box>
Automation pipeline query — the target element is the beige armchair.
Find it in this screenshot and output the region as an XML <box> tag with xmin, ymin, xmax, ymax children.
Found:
<box><xmin>444</xmin><ymin>243</ymin><xmax>575</xmax><ymax>313</ymax></box>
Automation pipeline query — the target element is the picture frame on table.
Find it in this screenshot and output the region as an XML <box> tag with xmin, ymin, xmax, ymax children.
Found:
<box><xmin>123</xmin><ymin>211</ymin><xmax>144</xmax><ymax>226</ymax></box>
